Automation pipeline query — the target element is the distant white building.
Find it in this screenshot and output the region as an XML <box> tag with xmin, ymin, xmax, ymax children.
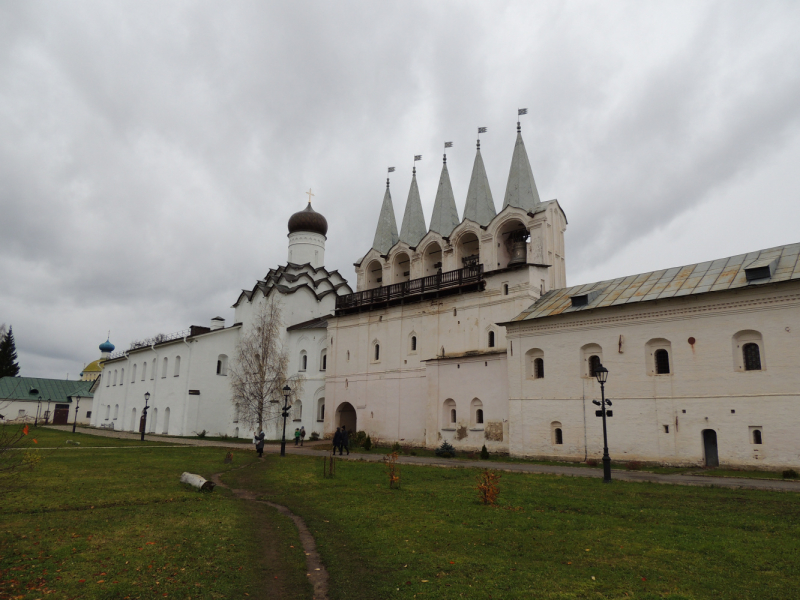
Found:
<box><xmin>90</xmin><ymin>202</ymin><xmax>352</xmax><ymax>439</ymax></box>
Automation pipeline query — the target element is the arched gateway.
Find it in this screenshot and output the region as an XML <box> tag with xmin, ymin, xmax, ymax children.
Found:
<box><xmin>336</xmin><ymin>402</ymin><xmax>357</xmax><ymax>432</ymax></box>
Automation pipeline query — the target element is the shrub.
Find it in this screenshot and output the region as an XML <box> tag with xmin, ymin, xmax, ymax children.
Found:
<box><xmin>391</xmin><ymin>441</ymin><xmax>402</xmax><ymax>453</ymax></box>
<box><xmin>193</xmin><ymin>430</ymin><xmax>207</xmax><ymax>439</ymax></box>
<box><xmin>409</xmin><ymin>450</ymin><xmax>417</xmax><ymax>456</ymax></box>
<box><xmin>363</xmin><ymin>435</ymin><xmax>372</xmax><ymax>451</ymax></box>
<box><xmin>782</xmin><ymin>469</ymin><xmax>799</xmax><ymax>479</ymax></box>
<box><xmin>355</xmin><ymin>430</ymin><xmax>367</xmax><ymax>447</ymax></box>
<box><xmin>309</xmin><ymin>431</ymin><xmax>320</xmax><ymax>442</ymax></box>
<box><xmin>480</xmin><ymin>444</ymin><xmax>490</xmax><ymax>460</ymax></box>
<box><xmin>626</xmin><ymin>460</ymin><xmax>643</xmax><ymax>471</ymax></box>
<box><xmin>435</xmin><ymin>441</ymin><xmax>456</xmax><ymax>458</ymax></box>
<box><xmin>585</xmin><ymin>458</ymin><xmax>598</xmax><ymax>467</ymax></box>
<box><xmin>476</xmin><ymin>469</ymin><xmax>501</xmax><ymax>505</ymax></box>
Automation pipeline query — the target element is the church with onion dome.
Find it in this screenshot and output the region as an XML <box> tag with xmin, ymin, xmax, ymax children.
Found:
<box><xmin>90</xmin><ymin>200</ymin><xmax>352</xmax><ymax>439</ymax></box>
<box><xmin>88</xmin><ymin>118</ymin><xmax>800</xmax><ymax>469</ymax></box>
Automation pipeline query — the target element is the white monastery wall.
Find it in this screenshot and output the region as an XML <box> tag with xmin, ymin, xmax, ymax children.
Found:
<box><xmin>506</xmin><ymin>282</ymin><xmax>800</xmax><ymax>467</ymax></box>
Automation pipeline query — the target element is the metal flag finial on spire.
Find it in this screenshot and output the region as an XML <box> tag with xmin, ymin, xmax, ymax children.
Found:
<box><xmin>413</xmin><ymin>155</ymin><xmax>421</xmax><ymax>174</ymax></box>
<box><xmin>387</xmin><ymin>167</ymin><xmax>394</xmax><ymax>188</ymax></box>
<box><xmin>517</xmin><ymin>108</ymin><xmax>528</xmax><ymax>132</ymax></box>
<box><xmin>444</xmin><ymin>142</ymin><xmax>452</xmax><ymax>163</ymax></box>
<box><xmin>477</xmin><ymin>127</ymin><xmax>487</xmax><ymax>149</ymax></box>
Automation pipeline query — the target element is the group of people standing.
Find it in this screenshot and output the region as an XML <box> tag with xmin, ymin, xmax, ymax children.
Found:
<box><xmin>332</xmin><ymin>425</ymin><xmax>349</xmax><ymax>455</ymax></box>
<box><xmin>294</xmin><ymin>426</ymin><xmax>306</xmax><ymax>446</ymax></box>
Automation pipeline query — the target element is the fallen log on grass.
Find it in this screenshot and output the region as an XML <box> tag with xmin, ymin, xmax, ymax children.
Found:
<box><xmin>180</xmin><ymin>472</ymin><xmax>215</xmax><ymax>492</ymax></box>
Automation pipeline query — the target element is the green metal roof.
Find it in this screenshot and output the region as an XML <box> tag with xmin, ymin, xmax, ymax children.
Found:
<box><xmin>0</xmin><ymin>377</ymin><xmax>94</xmax><ymax>403</ymax></box>
<box><xmin>508</xmin><ymin>242</ymin><xmax>800</xmax><ymax>323</ymax></box>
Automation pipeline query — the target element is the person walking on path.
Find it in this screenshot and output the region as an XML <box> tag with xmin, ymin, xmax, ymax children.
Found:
<box><xmin>332</xmin><ymin>427</ymin><xmax>342</xmax><ymax>455</ymax></box>
<box><xmin>300</xmin><ymin>426</ymin><xmax>306</xmax><ymax>447</ymax></box>
<box><xmin>253</xmin><ymin>430</ymin><xmax>265</xmax><ymax>458</ymax></box>
<box><xmin>340</xmin><ymin>425</ymin><xmax>350</xmax><ymax>456</ymax></box>
<box><xmin>294</xmin><ymin>428</ymin><xmax>301</xmax><ymax>446</ymax></box>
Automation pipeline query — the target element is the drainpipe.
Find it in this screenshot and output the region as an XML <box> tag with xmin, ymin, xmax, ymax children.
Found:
<box><xmin>582</xmin><ymin>382</ymin><xmax>588</xmax><ymax>462</ymax></box>
<box><xmin>180</xmin><ymin>336</ymin><xmax>194</xmax><ymax>437</ymax></box>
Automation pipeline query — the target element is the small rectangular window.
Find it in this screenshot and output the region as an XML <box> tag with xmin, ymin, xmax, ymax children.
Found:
<box><xmin>663</xmin><ymin>425</ymin><xmax>669</xmax><ymax>433</ymax></box>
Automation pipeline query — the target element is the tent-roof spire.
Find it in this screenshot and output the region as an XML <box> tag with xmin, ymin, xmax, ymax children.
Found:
<box><xmin>463</xmin><ymin>133</ymin><xmax>496</xmax><ymax>226</ymax></box>
<box><xmin>429</xmin><ymin>151</ymin><xmax>459</xmax><ymax>237</ymax></box>
<box><xmin>399</xmin><ymin>163</ymin><xmax>427</xmax><ymax>247</ymax></box>
<box><xmin>372</xmin><ymin>176</ymin><xmax>399</xmax><ymax>254</ymax></box>
<box><xmin>502</xmin><ymin>118</ymin><xmax>541</xmax><ymax>212</ymax></box>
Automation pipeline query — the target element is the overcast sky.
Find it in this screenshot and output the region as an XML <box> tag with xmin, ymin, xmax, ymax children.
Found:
<box><xmin>2</xmin><ymin>1</ymin><xmax>799</xmax><ymax>379</ymax></box>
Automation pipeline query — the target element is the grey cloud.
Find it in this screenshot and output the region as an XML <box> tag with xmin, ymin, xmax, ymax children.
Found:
<box><xmin>1</xmin><ymin>1</ymin><xmax>798</xmax><ymax>377</ymax></box>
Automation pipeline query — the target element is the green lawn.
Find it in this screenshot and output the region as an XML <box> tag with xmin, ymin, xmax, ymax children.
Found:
<box><xmin>225</xmin><ymin>454</ymin><xmax>800</xmax><ymax>600</ymax></box>
<box><xmin>0</xmin><ymin>427</ymin><xmax>312</xmax><ymax>600</ymax></box>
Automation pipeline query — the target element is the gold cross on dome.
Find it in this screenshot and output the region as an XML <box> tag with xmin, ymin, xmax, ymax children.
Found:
<box><xmin>306</xmin><ymin>188</ymin><xmax>315</xmax><ymax>203</ymax></box>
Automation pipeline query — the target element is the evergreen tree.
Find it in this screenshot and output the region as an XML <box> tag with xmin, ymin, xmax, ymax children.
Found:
<box><xmin>0</xmin><ymin>325</ymin><xmax>20</xmax><ymax>377</ymax></box>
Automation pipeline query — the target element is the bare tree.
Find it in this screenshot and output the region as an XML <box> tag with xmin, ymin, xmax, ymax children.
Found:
<box><xmin>229</xmin><ymin>296</ymin><xmax>303</xmax><ymax>433</ymax></box>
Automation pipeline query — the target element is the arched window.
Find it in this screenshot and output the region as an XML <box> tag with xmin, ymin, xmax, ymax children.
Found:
<box><xmin>131</xmin><ymin>407</ymin><xmax>137</xmax><ymax>432</ymax></box>
<box><xmin>442</xmin><ymin>399</ymin><xmax>456</xmax><ymax>426</ymax></box>
<box><xmin>150</xmin><ymin>408</ymin><xmax>158</xmax><ymax>433</ymax></box>
<box><xmin>132</xmin><ymin>364</ymin><xmax>137</xmax><ymax>383</ymax></box>
<box><xmin>471</xmin><ymin>398</ymin><xmax>484</xmax><ymax>427</ymax></box>
<box><xmin>318</xmin><ymin>398</ymin><xmax>325</xmax><ymax>421</ymax></box>
<box><xmin>105</xmin><ymin>404</ymin><xmax>110</xmax><ymax>420</ymax></box>
<box><xmin>216</xmin><ymin>354</ymin><xmax>228</xmax><ymax>376</ymax></box>
<box><xmin>162</xmin><ymin>408</ymin><xmax>170</xmax><ymax>434</ymax></box>
<box><xmin>655</xmin><ymin>349</ymin><xmax>670</xmax><ymax>374</ymax></box>
<box><xmin>551</xmin><ymin>421</ymin><xmax>563</xmax><ymax>445</ymax></box>
<box><xmin>300</xmin><ymin>351</ymin><xmax>308</xmax><ymax>371</ymax></box>
<box><xmin>320</xmin><ymin>350</ymin><xmax>327</xmax><ymax>371</ymax></box>
<box><xmin>113</xmin><ymin>370</ymin><xmax>117</xmax><ymax>386</ymax></box>
<box><xmin>374</xmin><ymin>343</ymin><xmax>380</xmax><ymax>361</ymax></box>
<box><xmin>293</xmin><ymin>400</ymin><xmax>303</xmax><ymax>421</ymax></box>
<box><xmin>743</xmin><ymin>343</ymin><xmax>761</xmax><ymax>371</ymax></box>
<box><xmin>151</xmin><ymin>359</ymin><xmax>156</xmax><ymax>380</ymax></box>
<box><xmin>114</xmin><ymin>404</ymin><xmax>119</xmax><ymax>419</ymax></box>
<box><xmin>534</xmin><ymin>358</ymin><xmax>544</xmax><ymax>379</ymax></box>
<box><xmin>733</xmin><ymin>331</ymin><xmax>765</xmax><ymax>372</ymax></box>
<box><xmin>753</xmin><ymin>429</ymin><xmax>763</xmax><ymax>444</ymax></box>
<box><xmin>588</xmin><ymin>355</ymin><xmax>601</xmax><ymax>378</ymax></box>
<box><xmin>411</xmin><ymin>335</ymin><xmax>417</xmax><ymax>352</ymax></box>
<box><xmin>141</xmin><ymin>362</ymin><xmax>147</xmax><ymax>381</ymax></box>
<box><xmin>120</xmin><ymin>368</ymin><xmax>124</xmax><ymax>386</ymax></box>
<box><xmin>161</xmin><ymin>357</ymin><xmax>168</xmax><ymax>378</ymax></box>
<box><xmin>503</xmin><ymin>284</ymin><xmax>509</xmax><ymax>296</ymax></box>
<box><xmin>106</xmin><ymin>372</ymin><xmax>110</xmax><ymax>387</ymax></box>
<box><xmin>581</xmin><ymin>344</ymin><xmax>603</xmax><ymax>378</ymax></box>
<box><xmin>233</xmin><ymin>404</ymin><xmax>240</xmax><ymax>423</ymax></box>
<box><xmin>346</xmin><ymin>350</ymin><xmax>350</xmax><ymax>361</ymax></box>
<box><xmin>174</xmin><ymin>356</ymin><xmax>181</xmax><ymax>377</ymax></box>
<box><xmin>488</xmin><ymin>331</ymin><xmax>495</xmax><ymax>348</ymax></box>
<box><xmin>234</xmin><ymin>427</ymin><xmax>239</xmax><ymax>438</ymax></box>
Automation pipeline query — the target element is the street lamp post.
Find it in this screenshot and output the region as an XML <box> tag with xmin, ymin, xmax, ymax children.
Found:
<box><xmin>141</xmin><ymin>392</ymin><xmax>150</xmax><ymax>442</ymax></box>
<box><xmin>72</xmin><ymin>397</ymin><xmax>81</xmax><ymax>433</ymax></box>
<box><xmin>592</xmin><ymin>364</ymin><xmax>612</xmax><ymax>483</ymax></box>
<box><xmin>35</xmin><ymin>396</ymin><xmax>42</xmax><ymax>427</ymax></box>
<box><xmin>280</xmin><ymin>385</ymin><xmax>291</xmax><ymax>457</ymax></box>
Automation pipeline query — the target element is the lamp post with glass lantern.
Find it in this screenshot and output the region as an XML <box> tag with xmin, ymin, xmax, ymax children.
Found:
<box><xmin>141</xmin><ymin>392</ymin><xmax>150</xmax><ymax>442</ymax></box>
<box><xmin>591</xmin><ymin>364</ymin><xmax>613</xmax><ymax>483</ymax></box>
<box><xmin>280</xmin><ymin>385</ymin><xmax>291</xmax><ymax>457</ymax></box>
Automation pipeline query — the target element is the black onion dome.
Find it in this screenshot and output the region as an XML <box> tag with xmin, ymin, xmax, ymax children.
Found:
<box><xmin>288</xmin><ymin>203</ymin><xmax>328</xmax><ymax>236</ymax></box>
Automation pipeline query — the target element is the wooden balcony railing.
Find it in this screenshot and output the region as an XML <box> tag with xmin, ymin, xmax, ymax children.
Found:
<box><xmin>336</xmin><ymin>264</ymin><xmax>484</xmax><ymax>313</ymax></box>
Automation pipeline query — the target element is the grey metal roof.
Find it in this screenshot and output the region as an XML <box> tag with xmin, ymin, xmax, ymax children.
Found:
<box><xmin>372</xmin><ymin>184</ymin><xmax>400</xmax><ymax>254</ymax></box>
<box><xmin>399</xmin><ymin>169</ymin><xmax>427</xmax><ymax>247</ymax></box>
<box><xmin>502</xmin><ymin>126</ymin><xmax>541</xmax><ymax>213</ymax></box>
<box><xmin>463</xmin><ymin>141</ymin><xmax>497</xmax><ymax>226</ymax></box>
<box><xmin>428</xmin><ymin>159</ymin><xmax>460</xmax><ymax>237</ymax></box>
<box><xmin>508</xmin><ymin>243</ymin><xmax>800</xmax><ymax>323</ymax></box>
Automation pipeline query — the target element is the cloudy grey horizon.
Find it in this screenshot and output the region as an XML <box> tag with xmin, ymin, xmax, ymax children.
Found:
<box><xmin>2</xmin><ymin>1</ymin><xmax>799</xmax><ymax>379</ymax></box>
